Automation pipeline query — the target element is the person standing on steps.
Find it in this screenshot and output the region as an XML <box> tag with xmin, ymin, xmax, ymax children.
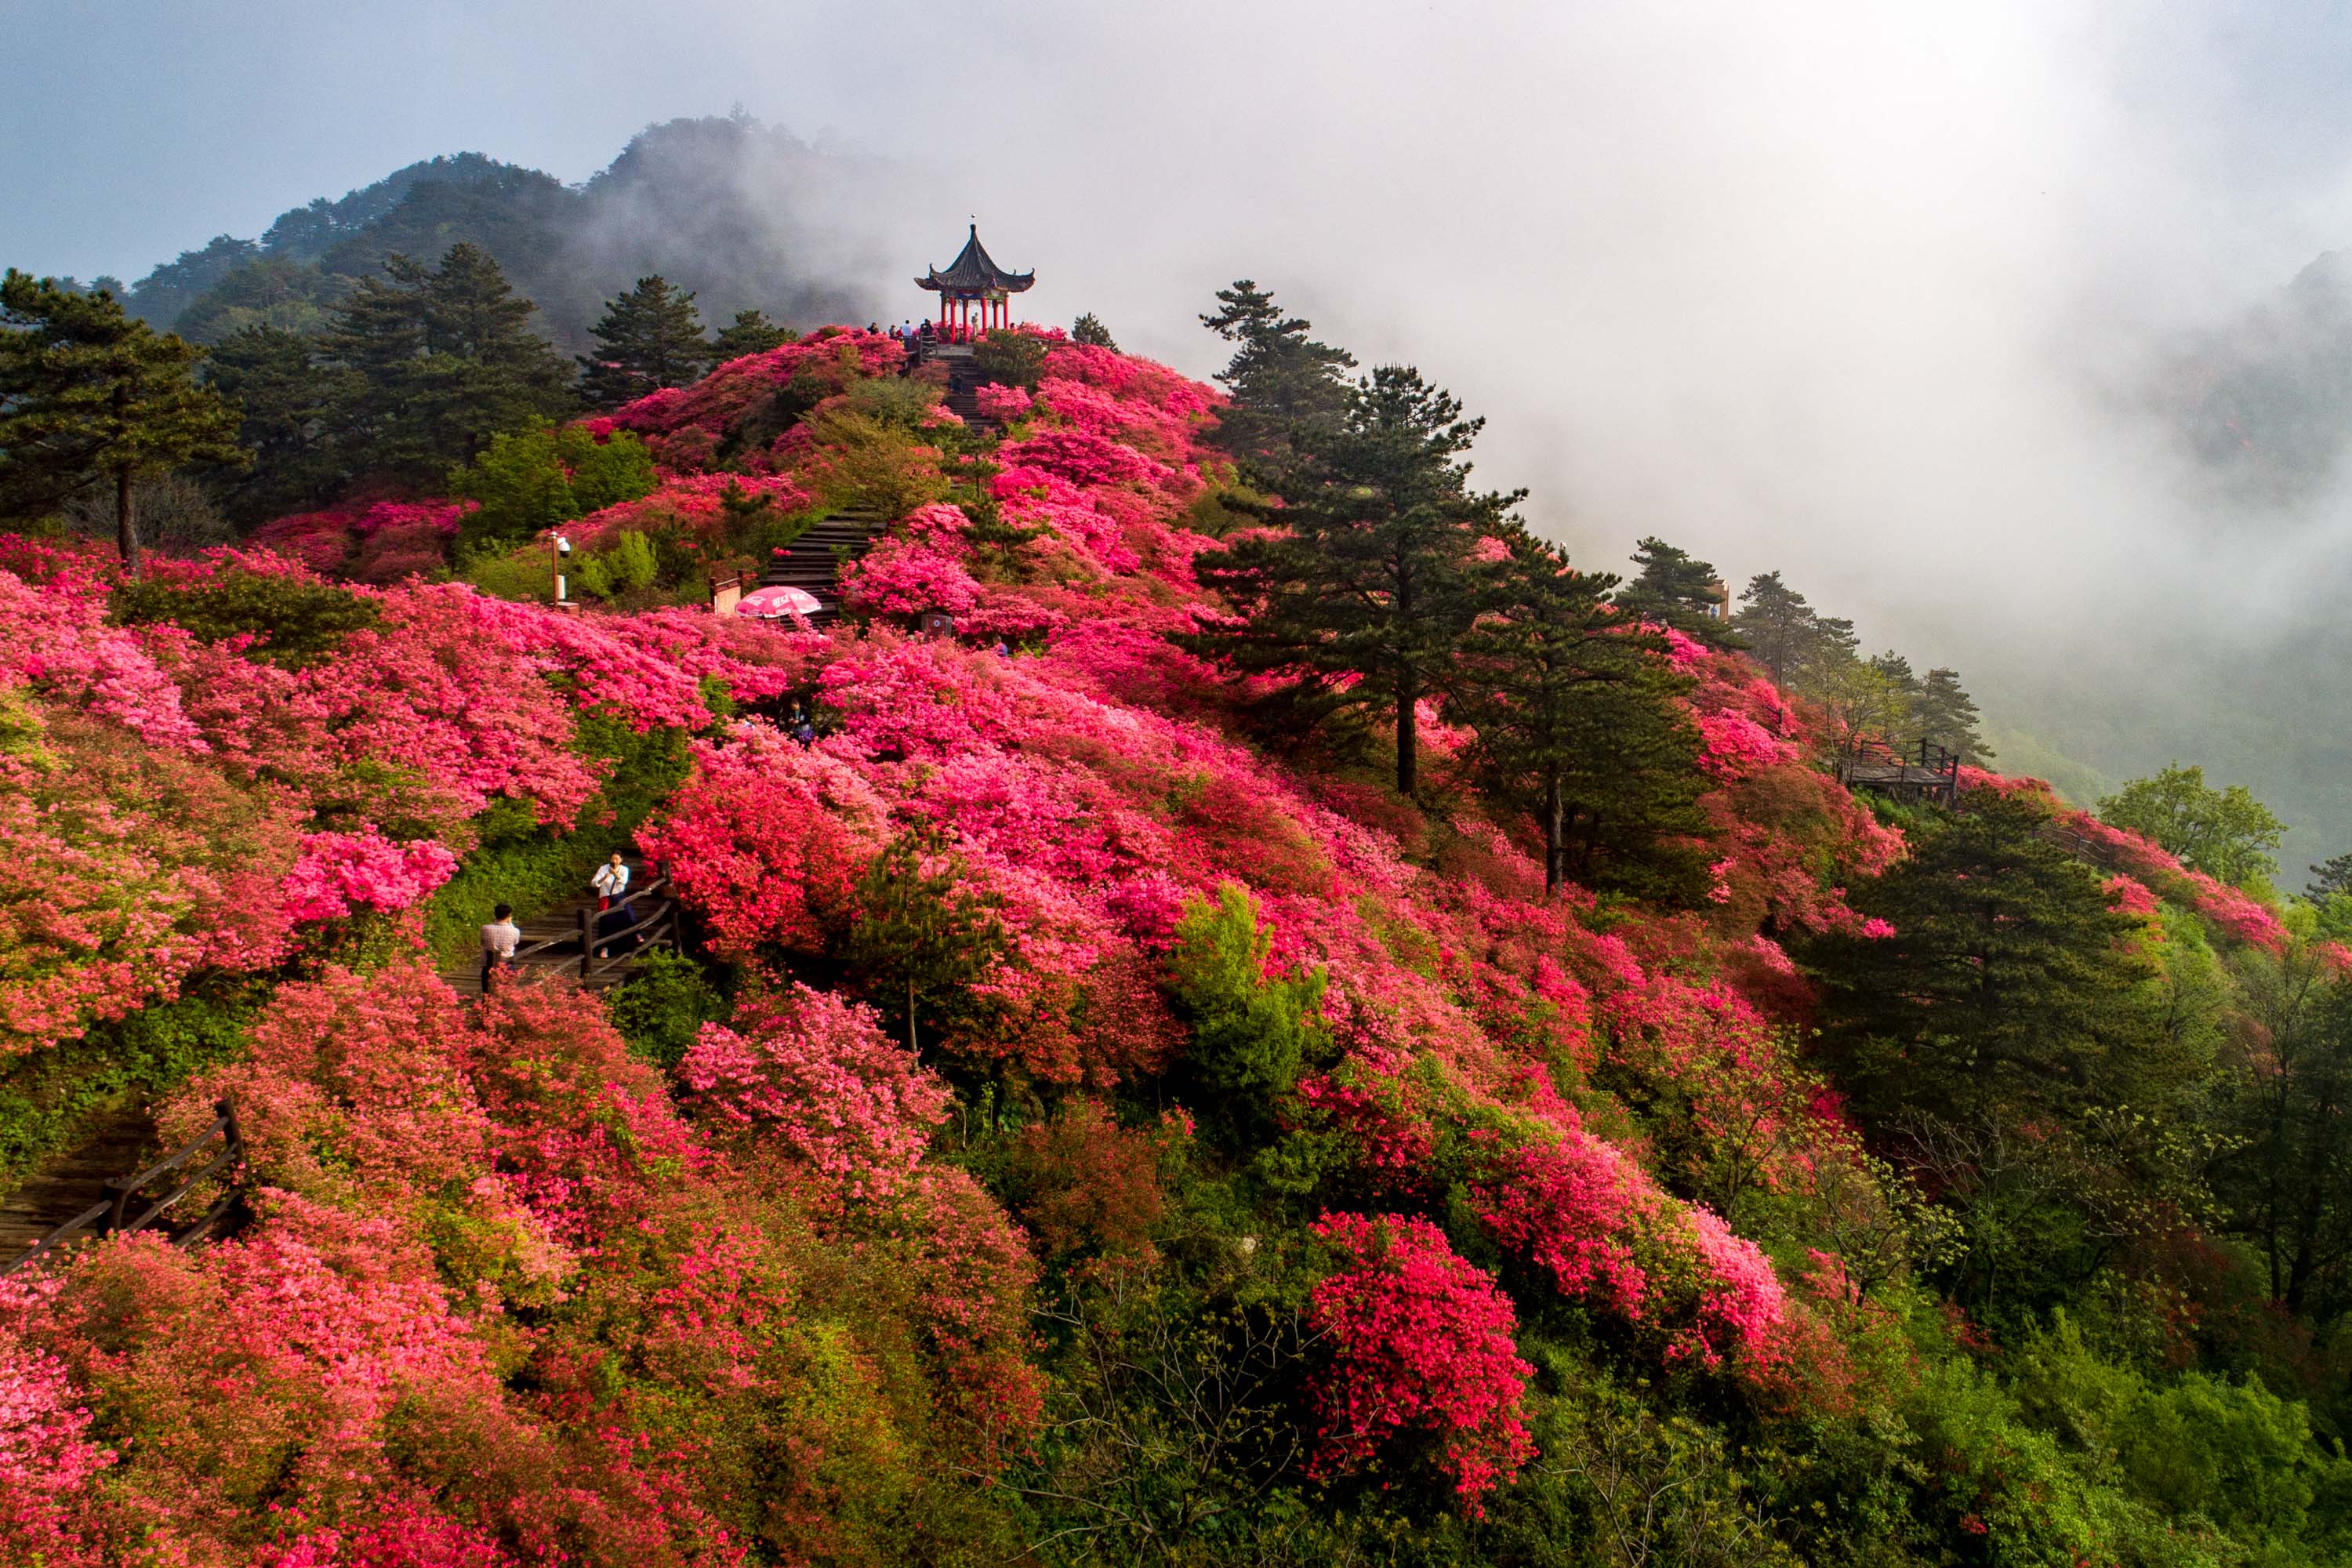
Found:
<box><xmin>481</xmin><ymin>904</ymin><xmax>521</xmax><ymax>994</ymax></box>
<box><xmin>593</xmin><ymin>852</ymin><xmax>633</xmax><ymax>960</ymax></box>
<box><xmin>592</xmin><ymin>851</ymin><xmax>630</xmax><ymax>911</ymax></box>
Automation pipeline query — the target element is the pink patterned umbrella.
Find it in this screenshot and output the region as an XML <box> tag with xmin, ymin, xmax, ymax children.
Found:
<box><xmin>735</xmin><ymin>585</ymin><xmax>822</xmax><ymax>619</ymax></box>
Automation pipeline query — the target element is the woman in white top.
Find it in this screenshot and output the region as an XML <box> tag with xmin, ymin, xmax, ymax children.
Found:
<box><xmin>592</xmin><ymin>853</ymin><xmax>630</xmax><ymax>909</ymax></box>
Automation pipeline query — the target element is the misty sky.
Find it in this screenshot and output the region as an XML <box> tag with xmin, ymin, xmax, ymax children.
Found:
<box><xmin>8</xmin><ymin>1</ymin><xmax>2352</xmax><ymax>842</ymax></box>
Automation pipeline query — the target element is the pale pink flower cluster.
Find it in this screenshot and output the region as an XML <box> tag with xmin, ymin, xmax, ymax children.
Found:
<box><xmin>279</xmin><ymin>830</ymin><xmax>460</xmax><ymax>924</ymax></box>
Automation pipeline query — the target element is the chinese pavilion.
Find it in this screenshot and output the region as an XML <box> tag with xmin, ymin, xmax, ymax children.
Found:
<box><xmin>915</xmin><ymin>223</ymin><xmax>1034</xmax><ymax>332</ymax></box>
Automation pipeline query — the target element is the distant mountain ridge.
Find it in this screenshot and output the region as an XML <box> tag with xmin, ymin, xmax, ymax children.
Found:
<box><xmin>2164</xmin><ymin>248</ymin><xmax>2352</xmax><ymax>505</ymax></box>
<box><xmin>112</xmin><ymin>116</ymin><xmax>924</xmax><ymax>351</ymax></box>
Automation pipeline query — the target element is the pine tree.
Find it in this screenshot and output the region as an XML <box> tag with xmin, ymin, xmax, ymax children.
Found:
<box><xmin>2309</xmin><ymin>853</ymin><xmax>2352</xmax><ymax>902</ymax></box>
<box><xmin>1915</xmin><ymin>666</ymin><xmax>1994</xmax><ymax>764</ymax></box>
<box><xmin>319</xmin><ymin>243</ymin><xmax>574</xmax><ymax>483</ymax></box>
<box><xmin>1867</xmin><ymin>651</ymin><xmax>1926</xmax><ymax>750</ymax></box>
<box><xmin>1071</xmin><ymin>312</ymin><xmax>1118</xmax><ymax>350</ymax></box>
<box><xmin>709</xmin><ymin>307</ymin><xmax>793</xmax><ymax>361</ymax></box>
<box><xmin>1806</xmin><ymin>792</ymin><xmax>2203</xmax><ymax>1319</ymax></box>
<box><xmin>1613</xmin><ymin>537</ymin><xmax>1740</xmax><ymax>651</ymax></box>
<box><xmin>1730</xmin><ymin>570</ymin><xmax>1814</xmax><ymax>684</ymax></box>
<box><xmin>1810</xmin><ymin>791</ymin><xmax>2173</xmax><ymax>1126</ymax></box>
<box><xmin>1448</xmin><ymin>528</ymin><xmax>1710</xmax><ymax>896</ymax></box>
<box><xmin>844</xmin><ymin>829</ymin><xmax>1009</xmax><ymax>1058</ymax></box>
<box><xmin>0</xmin><ymin>270</ymin><xmax>248</xmax><ymax>578</ymax></box>
<box><xmin>579</xmin><ymin>275</ymin><xmax>711</xmax><ymax>407</ymax></box>
<box><xmin>202</xmin><ymin>324</ymin><xmax>346</xmax><ymax>521</ymax></box>
<box><xmin>1198</xmin><ymin>280</ymin><xmax>1356</xmax><ymax>474</ymax></box>
<box><xmin>1189</xmin><ymin>365</ymin><xmax>1518</xmax><ymax>796</ymax></box>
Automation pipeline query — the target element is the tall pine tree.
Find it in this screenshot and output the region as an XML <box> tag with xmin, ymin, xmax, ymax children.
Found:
<box><xmin>1731</xmin><ymin>570</ymin><xmax>1815</xmax><ymax>683</ymax></box>
<box><xmin>1189</xmin><ymin>365</ymin><xmax>1517</xmax><ymax>796</ymax></box>
<box><xmin>1915</xmin><ymin>666</ymin><xmax>1994</xmax><ymax>764</ymax></box>
<box><xmin>1448</xmin><ymin>528</ymin><xmax>1710</xmax><ymax>896</ymax></box>
<box><xmin>1614</xmin><ymin>536</ymin><xmax>1740</xmax><ymax>650</ymax></box>
<box><xmin>201</xmin><ymin>323</ymin><xmax>346</xmax><ymax>521</ymax></box>
<box><xmin>0</xmin><ymin>271</ymin><xmax>247</xmax><ymax>579</ymax></box>
<box><xmin>319</xmin><ymin>243</ymin><xmax>573</xmax><ymax>483</ymax></box>
<box><xmin>579</xmin><ymin>275</ymin><xmax>711</xmax><ymax>406</ymax></box>
<box><xmin>1198</xmin><ymin>280</ymin><xmax>1356</xmax><ymax>474</ymax></box>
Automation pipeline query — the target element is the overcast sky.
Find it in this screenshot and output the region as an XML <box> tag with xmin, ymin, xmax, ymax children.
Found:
<box><xmin>9</xmin><ymin>1</ymin><xmax>2352</xmax><ymax>831</ymax></box>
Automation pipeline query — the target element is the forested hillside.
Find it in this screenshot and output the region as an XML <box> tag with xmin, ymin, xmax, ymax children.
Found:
<box><xmin>74</xmin><ymin>115</ymin><xmax>909</xmax><ymax>351</ymax></box>
<box><xmin>5</xmin><ymin>259</ymin><xmax>2352</xmax><ymax>1567</ymax></box>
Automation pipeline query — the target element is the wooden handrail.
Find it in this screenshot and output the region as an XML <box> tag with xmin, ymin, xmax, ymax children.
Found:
<box><xmin>584</xmin><ymin>906</ymin><xmax>677</xmax><ymax>983</ymax></box>
<box><xmin>3</xmin><ymin>1096</ymin><xmax>245</xmax><ymax>1276</ymax></box>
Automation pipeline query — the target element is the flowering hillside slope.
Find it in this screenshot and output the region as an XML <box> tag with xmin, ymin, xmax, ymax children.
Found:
<box><xmin>1</xmin><ymin>328</ymin><xmax>2339</xmax><ymax>1566</ymax></box>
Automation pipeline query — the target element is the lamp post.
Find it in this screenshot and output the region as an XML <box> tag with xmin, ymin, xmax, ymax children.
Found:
<box><xmin>553</xmin><ymin>533</ymin><xmax>574</xmax><ymax>612</ymax></box>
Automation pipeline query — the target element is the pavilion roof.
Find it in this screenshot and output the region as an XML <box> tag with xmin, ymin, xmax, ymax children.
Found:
<box><xmin>916</xmin><ymin>224</ymin><xmax>1035</xmax><ymax>294</ymax></box>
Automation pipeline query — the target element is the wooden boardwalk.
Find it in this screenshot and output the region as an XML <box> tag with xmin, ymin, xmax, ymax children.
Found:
<box><xmin>2</xmin><ymin>1099</ymin><xmax>246</xmax><ymax>1276</ymax></box>
<box><xmin>441</xmin><ymin>877</ymin><xmax>681</xmax><ymax>997</ymax></box>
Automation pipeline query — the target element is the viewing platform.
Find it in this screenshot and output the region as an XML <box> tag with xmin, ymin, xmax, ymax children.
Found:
<box><xmin>1835</xmin><ymin>738</ymin><xmax>1963</xmax><ymax>807</ymax></box>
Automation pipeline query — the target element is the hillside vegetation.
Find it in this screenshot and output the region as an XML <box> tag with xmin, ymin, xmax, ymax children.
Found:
<box><xmin>5</xmin><ymin>282</ymin><xmax>2352</xmax><ymax>1568</ymax></box>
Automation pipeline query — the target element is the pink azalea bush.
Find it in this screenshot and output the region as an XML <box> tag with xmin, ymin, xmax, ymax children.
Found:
<box><xmin>1306</xmin><ymin>1212</ymin><xmax>1535</xmax><ymax>1505</ymax></box>
<box><xmin>679</xmin><ymin>983</ymin><xmax>950</xmax><ymax>1199</ymax></box>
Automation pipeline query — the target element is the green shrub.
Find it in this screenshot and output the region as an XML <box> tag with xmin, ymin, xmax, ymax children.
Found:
<box><xmin>973</xmin><ymin>329</ymin><xmax>1047</xmax><ymax>390</ymax></box>
<box><xmin>458</xmin><ymin>543</ymin><xmax>555</xmax><ymax>604</ymax></box>
<box><xmin>450</xmin><ymin>419</ymin><xmax>657</xmax><ymax>554</ymax></box>
<box><xmin>604</xmin><ymin>949</ymin><xmax>728</xmax><ymax>1070</ymax></box>
<box><xmin>0</xmin><ymin>989</ymin><xmax>254</xmax><ymax>1179</ymax></box>
<box><xmin>112</xmin><ymin>570</ymin><xmax>380</xmax><ymax>668</ymax></box>
<box><xmin>575</xmin><ymin>530</ymin><xmax>659</xmax><ymax>600</ymax></box>
<box><xmin>1166</xmin><ymin>884</ymin><xmax>1330</xmax><ymax>1149</ymax></box>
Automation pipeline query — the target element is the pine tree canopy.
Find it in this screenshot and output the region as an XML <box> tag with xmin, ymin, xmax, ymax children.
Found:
<box><xmin>201</xmin><ymin>323</ymin><xmax>345</xmax><ymax>521</ymax></box>
<box><xmin>319</xmin><ymin>243</ymin><xmax>574</xmax><ymax>482</ymax></box>
<box><xmin>1199</xmin><ymin>279</ymin><xmax>1356</xmax><ymax>476</ymax></box>
<box><xmin>0</xmin><ymin>269</ymin><xmax>248</xmax><ymax>577</ymax></box>
<box><xmin>1189</xmin><ymin>365</ymin><xmax>1521</xmax><ymax>797</ymax></box>
<box><xmin>1071</xmin><ymin>311</ymin><xmax>1117</xmax><ymax>349</ymax></box>
<box><xmin>710</xmin><ymin>307</ymin><xmax>792</xmax><ymax>361</ymax></box>
<box><xmin>1446</xmin><ymin>527</ymin><xmax>1710</xmax><ymax>897</ymax></box>
<box><xmin>1615</xmin><ymin>535</ymin><xmax>1740</xmax><ymax>650</ymax></box>
<box><xmin>579</xmin><ymin>274</ymin><xmax>711</xmax><ymax>407</ymax></box>
<box><xmin>1915</xmin><ymin>666</ymin><xmax>1994</xmax><ymax>764</ymax></box>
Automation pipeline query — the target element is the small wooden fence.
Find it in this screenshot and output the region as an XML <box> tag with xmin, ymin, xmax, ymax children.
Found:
<box><xmin>2</xmin><ymin>1098</ymin><xmax>246</xmax><ymax>1277</ymax></box>
<box><xmin>506</xmin><ymin>877</ymin><xmax>681</xmax><ymax>986</ymax></box>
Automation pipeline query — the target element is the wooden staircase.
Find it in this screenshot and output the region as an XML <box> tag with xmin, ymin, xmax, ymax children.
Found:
<box><xmin>758</xmin><ymin>510</ymin><xmax>888</xmax><ymax>626</ymax></box>
<box><xmin>0</xmin><ymin>1100</ymin><xmax>158</xmax><ymax>1263</ymax></box>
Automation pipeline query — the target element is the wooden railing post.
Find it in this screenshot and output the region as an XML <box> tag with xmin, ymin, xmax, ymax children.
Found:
<box><xmin>216</xmin><ymin>1096</ymin><xmax>244</xmax><ymax>1173</ymax></box>
<box><xmin>579</xmin><ymin>906</ymin><xmax>594</xmax><ymax>980</ymax></box>
<box><xmin>100</xmin><ymin>1175</ymin><xmax>135</xmax><ymax>1236</ymax></box>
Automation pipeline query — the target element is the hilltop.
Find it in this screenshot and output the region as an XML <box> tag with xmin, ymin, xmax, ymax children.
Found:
<box><xmin>4</xmin><ymin>309</ymin><xmax>2352</xmax><ymax>1568</ymax></box>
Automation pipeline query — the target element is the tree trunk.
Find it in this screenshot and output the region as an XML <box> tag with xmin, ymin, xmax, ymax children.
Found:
<box><xmin>1544</xmin><ymin>773</ymin><xmax>1565</xmax><ymax>893</ymax></box>
<box><xmin>1396</xmin><ymin>666</ymin><xmax>1418</xmax><ymax>797</ymax></box>
<box><xmin>115</xmin><ymin>466</ymin><xmax>142</xmax><ymax>582</ymax></box>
